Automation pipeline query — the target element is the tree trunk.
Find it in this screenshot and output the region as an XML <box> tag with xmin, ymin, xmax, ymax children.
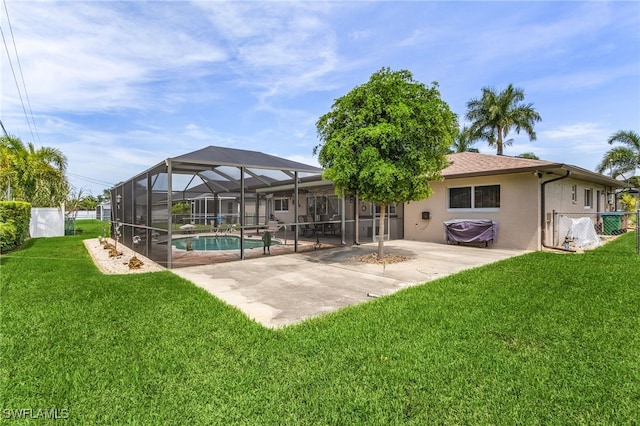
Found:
<box><xmin>377</xmin><ymin>204</ymin><xmax>386</xmax><ymax>259</ymax></box>
<box><xmin>496</xmin><ymin>126</ymin><xmax>503</xmax><ymax>155</ymax></box>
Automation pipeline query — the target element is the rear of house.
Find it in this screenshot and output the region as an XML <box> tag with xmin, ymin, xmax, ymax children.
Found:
<box><xmin>404</xmin><ymin>153</ymin><xmax>624</xmax><ymax>251</ymax></box>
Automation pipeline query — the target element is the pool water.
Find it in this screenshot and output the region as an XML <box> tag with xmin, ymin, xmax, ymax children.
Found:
<box><xmin>172</xmin><ymin>235</ymin><xmax>278</xmax><ymax>251</ymax></box>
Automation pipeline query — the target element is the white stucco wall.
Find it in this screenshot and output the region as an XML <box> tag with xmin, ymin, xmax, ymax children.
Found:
<box><xmin>542</xmin><ymin>177</ymin><xmax>613</xmax><ymax>246</ymax></box>
<box><xmin>404</xmin><ymin>171</ymin><xmax>618</xmax><ymax>251</ymax></box>
<box><xmin>404</xmin><ymin>173</ymin><xmax>541</xmax><ymax>251</ymax></box>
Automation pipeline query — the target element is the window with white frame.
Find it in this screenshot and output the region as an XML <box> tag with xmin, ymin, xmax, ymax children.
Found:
<box><xmin>584</xmin><ymin>188</ymin><xmax>592</xmax><ymax>208</ymax></box>
<box><xmin>448</xmin><ymin>185</ymin><xmax>500</xmax><ymax>210</ymax></box>
<box><xmin>571</xmin><ymin>184</ymin><xmax>577</xmax><ymax>203</ymax></box>
<box><xmin>274</xmin><ymin>198</ymin><xmax>289</xmax><ymax>212</ymax></box>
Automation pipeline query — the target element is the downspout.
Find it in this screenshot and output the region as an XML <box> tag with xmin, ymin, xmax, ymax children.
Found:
<box><xmin>340</xmin><ymin>194</ymin><xmax>346</xmax><ymax>246</ymax></box>
<box><xmin>354</xmin><ymin>194</ymin><xmax>360</xmax><ymax>245</ymax></box>
<box><xmin>540</xmin><ymin>170</ymin><xmax>573</xmax><ymax>251</ymax></box>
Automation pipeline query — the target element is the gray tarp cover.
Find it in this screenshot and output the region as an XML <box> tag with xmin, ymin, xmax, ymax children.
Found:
<box><xmin>444</xmin><ymin>219</ymin><xmax>498</xmax><ymax>244</ymax></box>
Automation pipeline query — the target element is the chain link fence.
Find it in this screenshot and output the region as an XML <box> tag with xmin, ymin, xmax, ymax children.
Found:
<box><xmin>552</xmin><ymin>210</ymin><xmax>639</xmax><ymax>253</ymax></box>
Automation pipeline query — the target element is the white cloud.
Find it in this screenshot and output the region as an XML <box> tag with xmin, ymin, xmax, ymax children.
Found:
<box><xmin>195</xmin><ymin>1</ymin><xmax>343</xmax><ymax>99</ymax></box>
<box><xmin>540</xmin><ymin>122</ymin><xmax>605</xmax><ymax>140</ymax></box>
<box><xmin>2</xmin><ymin>2</ymin><xmax>227</xmax><ymax>113</ymax></box>
<box><xmin>1</xmin><ymin>1</ymin><xmax>636</xmax><ymax>195</ymax></box>
<box><xmin>284</xmin><ymin>154</ymin><xmax>321</xmax><ymax>169</ymax></box>
<box><xmin>526</xmin><ymin>64</ymin><xmax>639</xmax><ymax>93</ymax></box>
<box><xmin>348</xmin><ymin>29</ymin><xmax>372</xmax><ymax>41</ymax></box>
<box><xmin>536</xmin><ymin>122</ymin><xmax>614</xmax><ymax>170</ymax></box>
<box><xmin>453</xmin><ymin>2</ymin><xmax>615</xmax><ymax>72</ymax></box>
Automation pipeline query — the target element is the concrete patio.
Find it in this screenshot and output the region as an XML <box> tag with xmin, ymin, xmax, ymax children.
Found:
<box><xmin>171</xmin><ymin>240</ymin><xmax>527</xmax><ymax>328</ymax></box>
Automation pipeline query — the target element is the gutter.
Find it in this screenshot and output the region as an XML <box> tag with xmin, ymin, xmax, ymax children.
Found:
<box><xmin>540</xmin><ymin>170</ymin><xmax>575</xmax><ymax>252</ymax></box>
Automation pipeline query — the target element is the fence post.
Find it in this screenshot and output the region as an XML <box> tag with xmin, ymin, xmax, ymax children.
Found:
<box><xmin>552</xmin><ymin>210</ymin><xmax>557</xmax><ymax>246</ymax></box>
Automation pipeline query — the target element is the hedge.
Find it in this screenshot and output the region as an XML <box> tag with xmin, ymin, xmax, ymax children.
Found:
<box><xmin>0</xmin><ymin>201</ymin><xmax>31</xmax><ymax>253</ymax></box>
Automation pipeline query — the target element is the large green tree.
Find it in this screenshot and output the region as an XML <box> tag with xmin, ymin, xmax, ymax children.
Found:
<box><xmin>596</xmin><ymin>130</ymin><xmax>640</xmax><ymax>185</ymax></box>
<box><xmin>0</xmin><ymin>135</ymin><xmax>69</xmax><ymax>207</ymax></box>
<box><xmin>465</xmin><ymin>84</ymin><xmax>541</xmax><ymax>155</ymax></box>
<box><xmin>315</xmin><ymin>67</ymin><xmax>457</xmax><ymax>259</ymax></box>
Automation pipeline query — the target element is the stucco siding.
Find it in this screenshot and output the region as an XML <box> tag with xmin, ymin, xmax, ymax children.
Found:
<box><xmin>544</xmin><ymin>177</ymin><xmax>610</xmax><ymax>214</ymax></box>
<box><xmin>542</xmin><ymin>177</ymin><xmax>613</xmax><ymax>246</ymax></box>
<box><xmin>404</xmin><ymin>173</ymin><xmax>540</xmax><ymax>250</ymax></box>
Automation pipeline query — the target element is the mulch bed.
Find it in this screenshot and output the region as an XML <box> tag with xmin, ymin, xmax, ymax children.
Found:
<box><xmin>352</xmin><ymin>252</ymin><xmax>412</xmax><ymax>264</ymax></box>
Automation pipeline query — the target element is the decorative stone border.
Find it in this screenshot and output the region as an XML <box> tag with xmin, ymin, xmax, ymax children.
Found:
<box><xmin>83</xmin><ymin>238</ymin><xmax>165</xmax><ymax>274</ymax></box>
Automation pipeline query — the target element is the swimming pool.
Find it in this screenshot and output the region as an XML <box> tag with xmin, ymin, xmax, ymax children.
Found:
<box><xmin>172</xmin><ymin>235</ymin><xmax>279</xmax><ymax>251</ymax></box>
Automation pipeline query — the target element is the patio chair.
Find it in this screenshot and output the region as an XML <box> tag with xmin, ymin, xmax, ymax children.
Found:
<box><xmin>327</xmin><ymin>215</ymin><xmax>341</xmax><ymax>236</ymax></box>
<box><xmin>298</xmin><ymin>215</ymin><xmax>315</xmax><ymax>237</ymax></box>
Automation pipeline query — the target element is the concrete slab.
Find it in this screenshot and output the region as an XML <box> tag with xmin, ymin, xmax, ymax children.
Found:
<box><xmin>171</xmin><ymin>240</ymin><xmax>527</xmax><ymax>328</ymax></box>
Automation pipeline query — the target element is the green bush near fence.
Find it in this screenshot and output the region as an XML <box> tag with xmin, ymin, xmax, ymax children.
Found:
<box><xmin>0</xmin><ymin>200</ymin><xmax>31</xmax><ymax>253</ymax></box>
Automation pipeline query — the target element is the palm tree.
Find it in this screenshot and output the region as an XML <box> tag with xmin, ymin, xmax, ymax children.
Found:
<box><xmin>449</xmin><ymin>126</ymin><xmax>480</xmax><ymax>153</ymax></box>
<box><xmin>0</xmin><ymin>135</ymin><xmax>69</xmax><ymax>206</ymax></box>
<box><xmin>596</xmin><ymin>130</ymin><xmax>640</xmax><ymax>182</ymax></box>
<box><xmin>466</xmin><ymin>84</ymin><xmax>541</xmax><ymax>155</ymax></box>
<box><xmin>517</xmin><ymin>152</ymin><xmax>540</xmax><ymax>160</ymax></box>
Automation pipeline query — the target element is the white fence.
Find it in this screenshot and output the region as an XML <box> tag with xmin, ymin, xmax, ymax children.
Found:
<box><xmin>30</xmin><ymin>206</ymin><xmax>65</xmax><ymax>238</ymax></box>
<box><xmin>73</xmin><ymin>210</ymin><xmax>97</xmax><ymax>220</ymax></box>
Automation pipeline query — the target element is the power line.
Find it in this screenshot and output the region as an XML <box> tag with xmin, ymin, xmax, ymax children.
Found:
<box><xmin>0</xmin><ymin>119</ymin><xmax>8</xmax><ymax>137</ymax></box>
<box><xmin>1</xmin><ymin>0</ymin><xmax>39</xmax><ymax>144</ymax></box>
<box><xmin>3</xmin><ymin>0</ymin><xmax>40</xmax><ymax>144</ymax></box>
<box><xmin>67</xmin><ymin>172</ymin><xmax>116</xmax><ymax>187</ymax></box>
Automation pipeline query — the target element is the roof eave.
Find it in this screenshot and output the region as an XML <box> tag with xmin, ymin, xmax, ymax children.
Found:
<box><xmin>444</xmin><ymin>163</ymin><xmax>626</xmax><ymax>188</ymax></box>
<box><xmin>443</xmin><ymin>164</ymin><xmax>562</xmax><ymax>179</ymax></box>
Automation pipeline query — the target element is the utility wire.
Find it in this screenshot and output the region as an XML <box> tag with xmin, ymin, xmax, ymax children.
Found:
<box><xmin>0</xmin><ymin>119</ymin><xmax>9</xmax><ymax>137</ymax></box>
<box><xmin>2</xmin><ymin>0</ymin><xmax>40</xmax><ymax>144</ymax></box>
<box><xmin>67</xmin><ymin>172</ymin><xmax>116</xmax><ymax>187</ymax></box>
<box><xmin>1</xmin><ymin>3</ymin><xmax>36</xmax><ymax>144</ymax></box>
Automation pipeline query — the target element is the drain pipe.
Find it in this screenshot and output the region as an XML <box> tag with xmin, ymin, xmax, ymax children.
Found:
<box><xmin>540</xmin><ymin>170</ymin><xmax>574</xmax><ymax>252</ymax></box>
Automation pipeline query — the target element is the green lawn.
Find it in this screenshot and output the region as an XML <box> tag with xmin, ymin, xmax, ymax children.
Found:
<box><xmin>1</xmin><ymin>220</ymin><xmax>639</xmax><ymax>424</ymax></box>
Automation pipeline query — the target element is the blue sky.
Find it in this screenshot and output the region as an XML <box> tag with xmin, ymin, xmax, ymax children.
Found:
<box><xmin>2</xmin><ymin>1</ymin><xmax>639</xmax><ymax>197</ymax></box>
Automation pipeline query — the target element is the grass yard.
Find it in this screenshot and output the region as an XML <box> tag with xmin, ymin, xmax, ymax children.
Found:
<box><xmin>1</xmin><ymin>220</ymin><xmax>639</xmax><ymax>424</ymax></box>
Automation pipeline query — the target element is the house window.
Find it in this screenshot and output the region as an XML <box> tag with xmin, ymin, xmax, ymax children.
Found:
<box><xmin>584</xmin><ymin>188</ymin><xmax>592</xmax><ymax>209</ymax></box>
<box><xmin>571</xmin><ymin>185</ymin><xmax>577</xmax><ymax>203</ymax></box>
<box><xmin>274</xmin><ymin>198</ymin><xmax>289</xmax><ymax>212</ymax></box>
<box><xmin>449</xmin><ymin>187</ymin><xmax>472</xmax><ymax>209</ymax></box>
<box><xmin>307</xmin><ymin>195</ymin><xmax>340</xmax><ymax>218</ymax></box>
<box><xmin>448</xmin><ymin>185</ymin><xmax>500</xmax><ymax>210</ymax></box>
<box><xmin>375</xmin><ymin>204</ymin><xmax>397</xmax><ymax>215</ymax></box>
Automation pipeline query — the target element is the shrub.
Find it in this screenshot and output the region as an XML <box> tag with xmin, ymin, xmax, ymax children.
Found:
<box><xmin>172</xmin><ymin>202</ymin><xmax>190</xmax><ymax>215</ymax></box>
<box><xmin>0</xmin><ymin>200</ymin><xmax>31</xmax><ymax>252</ymax></box>
<box><xmin>620</xmin><ymin>193</ymin><xmax>639</xmax><ymax>227</ymax></box>
<box><xmin>620</xmin><ymin>192</ymin><xmax>638</xmax><ymax>212</ymax></box>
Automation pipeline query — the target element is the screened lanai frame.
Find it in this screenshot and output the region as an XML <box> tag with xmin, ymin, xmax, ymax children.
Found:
<box><xmin>109</xmin><ymin>145</ymin><xmax>333</xmax><ymax>268</ymax></box>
